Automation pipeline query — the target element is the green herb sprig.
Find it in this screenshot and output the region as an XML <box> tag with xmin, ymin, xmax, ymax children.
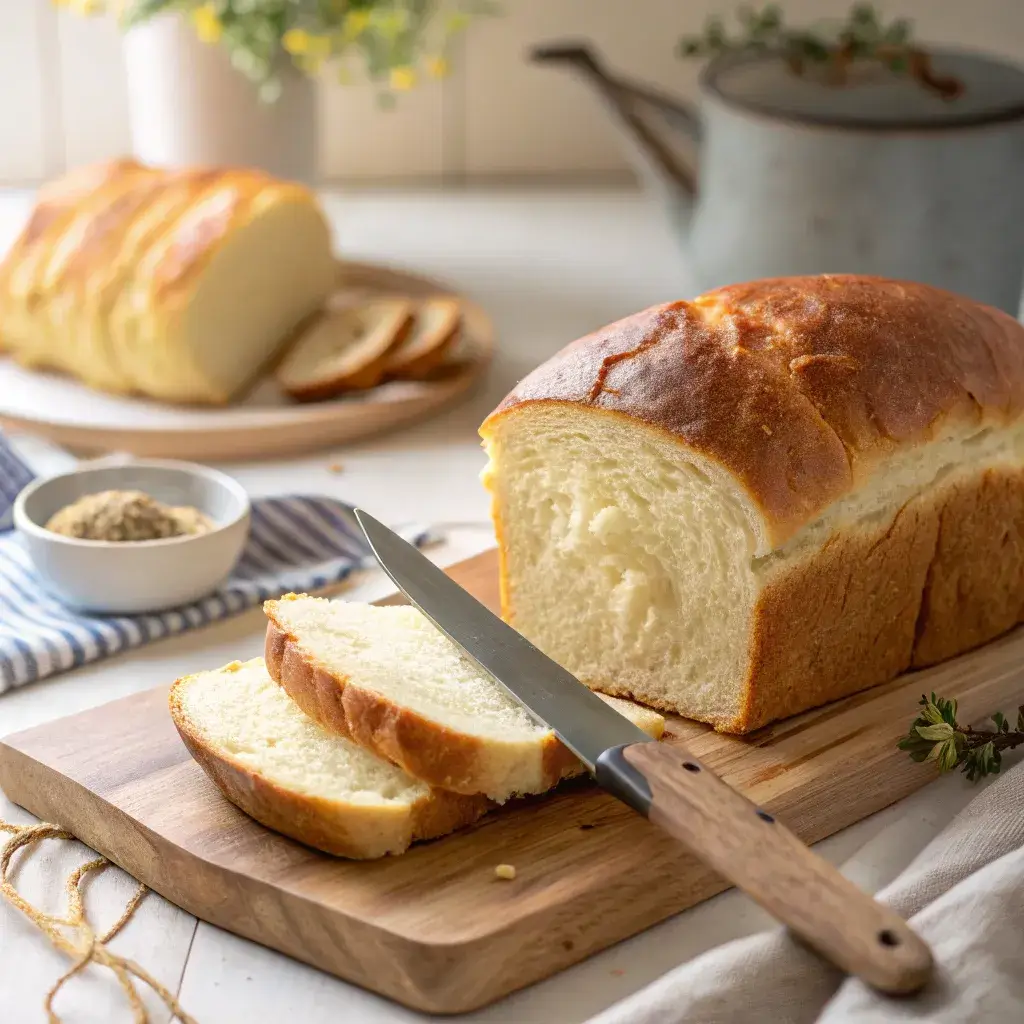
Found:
<box><xmin>678</xmin><ymin>3</ymin><xmax>963</xmax><ymax>101</ymax></box>
<box><xmin>898</xmin><ymin>693</ymin><xmax>1024</xmax><ymax>781</ymax></box>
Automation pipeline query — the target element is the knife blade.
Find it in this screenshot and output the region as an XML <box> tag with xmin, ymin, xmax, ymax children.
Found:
<box><xmin>355</xmin><ymin>509</ymin><xmax>933</xmax><ymax>996</ymax></box>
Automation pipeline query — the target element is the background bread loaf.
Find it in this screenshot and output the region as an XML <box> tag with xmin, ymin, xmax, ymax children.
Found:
<box><xmin>0</xmin><ymin>160</ymin><xmax>335</xmax><ymax>404</ymax></box>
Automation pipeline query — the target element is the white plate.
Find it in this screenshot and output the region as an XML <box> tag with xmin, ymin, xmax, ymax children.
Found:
<box><xmin>0</xmin><ymin>261</ymin><xmax>493</xmax><ymax>461</ymax></box>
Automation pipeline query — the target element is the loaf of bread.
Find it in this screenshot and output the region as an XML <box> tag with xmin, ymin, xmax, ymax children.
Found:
<box><xmin>480</xmin><ymin>275</ymin><xmax>1024</xmax><ymax>734</ymax></box>
<box><xmin>0</xmin><ymin>159</ymin><xmax>335</xmax><ymax>404</ymax></box>
<box><xmin>263</xmin><ymin>595</ymin><xmax>664</xmax><ymax>801</ymax></box>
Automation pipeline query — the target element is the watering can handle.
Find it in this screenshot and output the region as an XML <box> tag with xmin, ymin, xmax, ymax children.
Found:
<box><xmin>529</xmin><ymin>42</ymin><xmax>699</xmax><ymax>201</ymax></box>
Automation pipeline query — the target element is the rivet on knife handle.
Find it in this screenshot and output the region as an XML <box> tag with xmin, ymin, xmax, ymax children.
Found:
<box><xmin>596</xmin><ymin>742</ymin><xmax>933</xmax><ymax>995</ymax></box>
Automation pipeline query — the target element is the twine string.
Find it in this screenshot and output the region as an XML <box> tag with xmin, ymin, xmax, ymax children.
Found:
<box><xmin>0</xmin><ymin>816</ymin><xmax>197</xmax><ymax>1024</ymax></box>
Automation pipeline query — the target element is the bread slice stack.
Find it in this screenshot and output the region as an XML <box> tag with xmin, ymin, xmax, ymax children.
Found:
<box><xmin>170</xmin><ymin>595</ymin><xmax>663</xmax><ymax>858</ymax></box>
<box><xmin>276</xmin><ymin>296</ymin><xmax>463</xmax><ymax>401</ymax></box>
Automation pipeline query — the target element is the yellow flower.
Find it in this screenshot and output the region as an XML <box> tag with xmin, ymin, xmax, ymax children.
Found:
<box><xmin>282</xmin><ymin>28</ymin><xmax>311</xmax><ymax>54</ymax></box>
<box><xmin>343</xmin><ymin>10</ymin><xmax>371</xmax><ymax>39</ymax></box>
<box><xmin>283</xmin><ymin>29</ymin><xmax>331</xmax><ymax>58</ymax></box>
<box><xmin>425</xmin><ymin>56</ymin><xmax>449</xmax><ymax>80</ymax></box>
<box><xmin>389</xmin><ymin>66</ymin><xmax>416</xmax><ymax>91</ymax></box>
<box><xmin>66</xmin><ymin>0</ymin><xmax>103</xmax><ymax>13</ymax></box>
<box><xmin>191</xmin><ymin>4</ymin><xmax>222</xmax><ymax>44</ymax></box>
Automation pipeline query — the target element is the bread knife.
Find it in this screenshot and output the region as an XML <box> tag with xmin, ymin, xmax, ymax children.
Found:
<box><xmin>354</xmin><ymin>509</ymin><xmax>933</xmax><ymax>995</ymax></box>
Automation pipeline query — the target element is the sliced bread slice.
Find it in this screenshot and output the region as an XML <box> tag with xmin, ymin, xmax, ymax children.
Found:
<box><xmin>383</xmin><ymin>297</ymin><xmax>462</xmax><ymax>380</ymax></box>
<box><xmin>263</xmin><ymin>596</ymin><xmax>665</xmax><ymax>801</ymax></box>
<box><xmin>169</xmin><ymin>657</ymin><xmax>491</xmax><ymax>858</ymax></box>
<box><xmin>276</xmin><ymin>297</ymin><xmax>413</xmax><ymax>401</ymax></box>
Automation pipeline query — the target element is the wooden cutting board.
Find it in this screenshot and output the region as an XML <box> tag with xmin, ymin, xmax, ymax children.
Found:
<box><xmin>2</xmin><ymin>549</ymin><xmax>1022</xmax><ymax>1014</ymax></box>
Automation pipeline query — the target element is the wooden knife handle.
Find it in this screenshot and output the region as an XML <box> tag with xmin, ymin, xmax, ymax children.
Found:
<box><xmin>595</xmin><ymin>741</ymin><xmax>933</xmax><ymax>995</ymax></box>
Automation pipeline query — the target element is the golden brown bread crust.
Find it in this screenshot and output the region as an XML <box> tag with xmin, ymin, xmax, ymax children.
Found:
<box><xmin>0</xmin><ymin>160</ymin><xmax>153</xmax><ymax>360</ymax></box>
<box><xmin>481</xmin><ymin>276</ymin><xmax>1024</xmax><ymax>547</ymax></box>
<box><xmin>263</xmin><ymin>613</ymin><xmax>583</xmax><ymax>797</ymax></box>
<box><xmin>910</xmin><ymin>466</ymin><xmax>1024</xmax><ymax>667</ymax></box>
<box><xmin>0</xmin><ymin>160</ymin><xmax>332</xmax><ymax>402</ymax></box>
<box><xmin>384</xmin><ymin>299</ymin><xmax>462</xmax><ymax>381</ymax></box>
<box><xmin>169</xmin><ymin>673</ymin><xmax>491</xmax><ymax>859</ymax></box>
<box><xmin>278</xmin><ymin>300</ymin><xmax>414</xmax><ymax>401</ymax></box>
<box><xmin>384</xmin><ymin>327</ymin><xmax>458</xmax><ymax>380</ymax></box>
<box><xmin>743</xmin><ymin>465</ymin><xmax>1024</xmax><ymax>732</ymax></box>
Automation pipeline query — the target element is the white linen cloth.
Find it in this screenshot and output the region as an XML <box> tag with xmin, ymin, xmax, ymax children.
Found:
<box><xmin>589</xmin><ymin>759</ymin><xmax>1024</xmax><ymax>1024</ymax></box>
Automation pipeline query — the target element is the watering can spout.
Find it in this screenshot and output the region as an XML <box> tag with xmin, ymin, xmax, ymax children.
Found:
<box><xmin>530</xmin><ymin>42</ymin><xmax>699</xmax><ymax>234</ymax></box>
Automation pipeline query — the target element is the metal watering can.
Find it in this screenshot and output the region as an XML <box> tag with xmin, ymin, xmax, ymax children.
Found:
<box><xmin>532</xmin><ymin>43</ymin><xmax>1024</xmax><ymax>315</ymax></box>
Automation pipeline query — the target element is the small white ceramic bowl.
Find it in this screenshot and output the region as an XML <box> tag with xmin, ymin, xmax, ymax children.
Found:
<box><xmin>13</xmin><ymin>459</ymin><xmax>251</xmax><ymax>614</ymax></box>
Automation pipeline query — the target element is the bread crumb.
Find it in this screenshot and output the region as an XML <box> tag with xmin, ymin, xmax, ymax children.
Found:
<box><xmin>494</xmin><ymin>864</ymin><xmax>516</xmax><ymax>880</ymax></box>
<box><xmin>327</xmin><ymin>462</ymin><xmax>344</xmax><ymax>474</ymax></box>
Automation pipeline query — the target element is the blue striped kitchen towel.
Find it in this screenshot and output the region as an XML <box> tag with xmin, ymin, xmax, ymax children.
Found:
<box><xmin>0</xmin><ymin>436</ymin><xmax>434</xmax><ymax>693</ymax></box>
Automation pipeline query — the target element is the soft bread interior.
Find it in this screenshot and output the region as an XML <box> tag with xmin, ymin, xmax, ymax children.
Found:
<box><xmin>174</xmin><ymin>658</ymin><xmax>431</xmax><ymax>806</ymax></box>
<box><xmin>483</xmin><ymin>406</ymin><xmax>761</xmax><ymax>725</ymax></box>
<box><xmin>132</xmin><ymin>198</ymin><xmax>335</xmax><ymax>402</ymax></box>
<box><xmin>269</xmin><ymin>600</ymin><xmax>544</xmax><ymax>740</ymax></box>
<box><xmin>266</xmin><ymin>595</ymin><xmax>664</xmax><ymax>798</ymax></box>
<box><xmin>484</xmin><ymin>404</ymin><xmax>1024</xmax><ymax>727</ymax></box>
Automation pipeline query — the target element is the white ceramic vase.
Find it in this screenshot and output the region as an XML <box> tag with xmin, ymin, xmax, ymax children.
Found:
<box><xmin>122</xmin><ymin>16</ymin><xmax>319</xmax><ymax>184</ymax></box>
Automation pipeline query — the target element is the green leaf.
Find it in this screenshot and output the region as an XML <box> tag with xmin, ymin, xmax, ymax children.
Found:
<box><xmin>920</xmin><ymin>702</ymin><xmax>945</xmax><ymax>725</ymax></box>
<box><xmin>883</xmin><ymin>19</ymin><xmax>912</xmax><ymax>46</ymax></box>
<box><xmin>938</xmin><ymin>696</ymin><xmax>958</xmax><ymax>726</ymax></box>
<box><xmin>762</xmin><ymin>5</ymin><xmax>782</xmax><ymax>30</ymax></box>
<box><xmin>897</xmin><ymin>734</ymin><xmax>934</xmax><ymax>755</ymax></box>
<box><xmin>962</xmin><ymin>742</ymin><xmax>1002</xmax><ymax>781</ymax></box>
<box><xmin>1017</xmin><ymin>707</ymin><xmax>1024</xmax><ymax>733</ymax></box>
<box><xmin>917</xmin><ymin>722</ymin><xmax>954</xmax><ymax>742</ymax></box>
<box><xmin>851</xmin><ymin>3</ymin><xmax>879</xmax><ymax>28</ymax></box>
<box><xmin>705</xmin><ymin>16</ymin><xmax>726</xmax><ymax>46</ymax></box>
<box><xmin>936</xmin><ymin>737</ymin><xmax>960</xmax><ymax>772</ymax></box>
<box><xmin>993</xmin><ymin>711</ymin><xmax>1007</xmax><ymax>732</ymax></box>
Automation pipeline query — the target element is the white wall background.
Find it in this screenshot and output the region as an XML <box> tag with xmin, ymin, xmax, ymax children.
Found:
<box><xmin>2</xmin><ymin>0</ymin><xmax>1024</xmax><ymax>185</ymax></box>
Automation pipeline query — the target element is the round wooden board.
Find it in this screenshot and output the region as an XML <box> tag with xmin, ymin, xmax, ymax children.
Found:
<box><xmin>0</xmin><ymin>261</ymin><xmax>494</xmax><ymax>461</ymax></box>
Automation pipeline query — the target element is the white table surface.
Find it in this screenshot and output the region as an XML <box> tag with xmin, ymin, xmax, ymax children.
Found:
<box><xmin>0</xmin><ymin>186</ymin><xmax>977</xmax><ymax>1024</ymax></box>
